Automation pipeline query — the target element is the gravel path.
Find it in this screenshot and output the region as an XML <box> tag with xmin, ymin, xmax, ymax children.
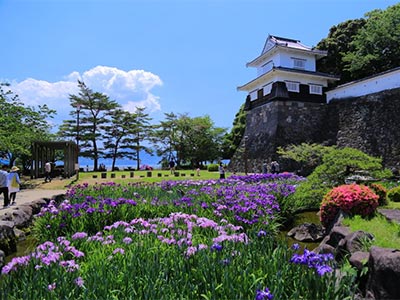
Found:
<box><xmin>0</xmin><ymin>188</ymin><xmax>67</xmax><ymax>216</ymax></box>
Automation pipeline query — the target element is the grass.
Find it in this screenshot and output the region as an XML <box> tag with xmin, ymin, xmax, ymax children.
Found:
<box><xmin>384</xmin><ymin>200</ymin><xmax>400</xmax><ymax>209</ymax></box>
<box><xmin>342</xmin><ymin>213</ymin><xmax>400</xmax><ymax>249</ymax></box>
<box><xmin>22</xmin><ymin>169</ymin><xmax>231</xmax><ymax>190</ymax></box>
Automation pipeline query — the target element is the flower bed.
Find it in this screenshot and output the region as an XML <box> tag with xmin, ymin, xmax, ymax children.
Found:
<box><xmin>0</xmin><ymin>175</ymin><xmax>357</xmax><ymax>299</ymax></box>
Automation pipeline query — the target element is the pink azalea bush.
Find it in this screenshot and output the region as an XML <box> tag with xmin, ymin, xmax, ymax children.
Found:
<box><xmin>320</xmin><ymin>184</ymin><xmax>379</xmax><ymax>227</ymax></box>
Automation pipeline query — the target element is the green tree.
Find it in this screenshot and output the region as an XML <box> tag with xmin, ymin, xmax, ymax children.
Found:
<box><xmin>316</xmin><ymin>19</ymin><xmax>366</xmax><ymax>84</ymax></box>
<box><xmin>154</xmin><ymin>113</ymin><xmax>226</xmax><ymax>168</ymax></box>
<box><xmin>175</xmin><ymin>114</ymin><xmax>226</xmax><ymax>168</ymax></box>
<box><xmin>343</xmin><ymin>4</ymin><xmax>400</xmax><ymax>79</ymax></box>
<box><xmin>277</xmin><ymin>143</ymin><xmax>334</xmax><ymax>176</ymax></box>
<box><xmin>153</xmin><ymin>112</ymin><xmax>179</xmax><ymax>166</ymax></box>
<box><xmin>0</xmin><ymin>83</ymin><xmax>55</xmax><ymax>171</ymax></box>
<box><xmin>221</xmin><ymin>104</ymin><xmax>246</xmax><ymax>159</ymax></box>
<box><xmin>102</xmin><ymin>109</ymin><xmax>136</xmax><ymax>171</ymax></box>
<box><xmin>60</xmin><ymin>80</ymin><xmax>119</xmax><ymax>171</ymax></box>
<box><xmin>129</xmin><ymin>107</ymin><xmax>154</xmax><ymax>170</ymax></box>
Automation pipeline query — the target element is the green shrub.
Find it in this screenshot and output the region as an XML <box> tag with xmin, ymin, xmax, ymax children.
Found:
<box><xmin>287</xmin><ymin>178</ymin><xmax>329</xmax><ymax>211</ymax></box>
<box><xmin>207</xmin><ymin>163</ymin><xmax>219</xmax><ymax>172</ymax></box>
<box><xmin>277</xmin><ymin>143</ymin><xmax>334</xmax><ymax>176</ymax></box>
<box><xmin>288</xmin><ymin>147</ymin><xmax>390</xmax><ymax>212</ymax></box>
<box><xmin>387</xmin><ymin>186</ymin><xmax>400</xmax><ymax>202</ymax></box>
<box><xmin>320</xmin><ymin>184</ymin><xmax>379</xmax><ymax>227</ymax></box>
<box><xmin>369</xmin><ymin>183</ymin><xmax>388</xmax><ymax>206</ymax></box>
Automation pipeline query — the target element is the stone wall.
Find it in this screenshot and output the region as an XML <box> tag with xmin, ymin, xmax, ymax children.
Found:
<box><xmin>229</xmin><ymin>88</ymin><xmax>400</xmax><ymax>172</ymax></box>
<box><xmin>330</xmin><ymin>88</ymin><xmax>400</xmax><ymax>167</ymax></box>
<box><xmin>229</xmin><ymin>100</ymin><xmax>330</xmax><ymax>173</ymax></box>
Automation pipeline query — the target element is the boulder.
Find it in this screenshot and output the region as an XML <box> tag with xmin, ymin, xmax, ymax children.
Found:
<box><xmin>1</xmin><ymin>207</ymin><xmax>33</xmax><ymax>229</ymax></box>
<box><xmin>377</xmin><ymin>208</ymin><xmax>400</xmax><ymax>224</ymax></box>
<box><xmin>28</xmin><ymin>199</ymin><xmax>48</xmax><ymax>214</ymax></box>
<box><xmin>313</xmin><ymin>242</ymin><xmax>335</xmax><ymax>255</ymax></box>
<box><xmin>326</xmin><ymin>225</ymin><xmax>351</xmax><ymax>248</ymax></box>
<box><xmin>287</xmin><ymin>222</ymin><xmax>325</xmax><ymax>242</ymax></box>
<box><xmin>349</xmin><ymin>251</ymin><xmax>370</xmax><ymax>271</ymax></box>
<box><xmin>344</xmin><ymin>231</ymin><xmax>374</xmax><ymax>254</ymax></box>
<box><xmin>13</xmin><ymin>228</ymin><xmax>26</xmax><ymax>241</ymax></box>
<box><xmin>0</xmin><ymin>221</ymin><xmax>17</xmax><ymax>255</ymax></box>
<box><xmin>366</xmin><ymin>246</ymin><xmax>400</xmax><ymax>300</ymax></box>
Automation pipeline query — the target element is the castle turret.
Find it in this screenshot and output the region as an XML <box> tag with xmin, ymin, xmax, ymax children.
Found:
<box><xmin>238</xmin><ymin>35</ymin><xmax>339</xmax><ymax>110</ymax></box>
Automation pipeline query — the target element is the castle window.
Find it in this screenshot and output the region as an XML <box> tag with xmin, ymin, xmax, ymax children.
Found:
<box><xmin>263</xmin><ymin>83</ymin><xmax>272</xmax><ymax>95</ymax></box>
<box><xmin>285</xmin><ymin>81</ymin><xmax>300</xmax><ymax>92</ymax></box>
<box><xmin>292</xmin><ymin>58</ymin><xmax>306</xmax><ymax>69</ymax></box>
<box><xmin>250</xmin><ymin>90</ymin><xmax>258</xmax><ymax>100</ymax></box>
<box><xmin>309</xmin><ymin>84</ymin><xmax>323</xmax><ymax>95</ymax></box>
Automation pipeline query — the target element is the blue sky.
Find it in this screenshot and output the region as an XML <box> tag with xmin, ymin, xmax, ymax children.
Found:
<box><xmin>2</xmin><ymin>0</ymin><xmax>399</xmax><ymax>131</ymax></box>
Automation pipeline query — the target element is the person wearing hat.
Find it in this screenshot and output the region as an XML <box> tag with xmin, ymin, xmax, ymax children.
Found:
<box><xmin>8</xmin><ymin>166</ymin><xmax>21</xmax><ymax>205</ymax></box>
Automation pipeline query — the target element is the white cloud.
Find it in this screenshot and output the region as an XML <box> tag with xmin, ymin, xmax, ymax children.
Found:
<box><xmin>10</xmin><ymin>66</ymin><xmax>163</xmax><ymax>125</ymax></box>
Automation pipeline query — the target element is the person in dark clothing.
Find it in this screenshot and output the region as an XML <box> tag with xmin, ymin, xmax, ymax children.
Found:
<box><xmin>219</xmin><ymin>163</ymin><xmax>225</xmax><ymax>179</ymax></box>
<box><xmin>169</xmin><ymin>160</ymin><xmax>175</xmax><ymax>174</ymax></box>
<box><xmin>0</xmin><ymin>165</ymin><xmax>9</xmax><ymax>208</ymax></box>
<box><xmin>270</xmin><ymin>161</ymin><xmax>280</xmax><ymax>174</ymax></box>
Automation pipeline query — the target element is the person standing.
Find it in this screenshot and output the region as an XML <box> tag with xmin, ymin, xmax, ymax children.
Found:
<box><xmin>0</xmin><ymin>165</ymin><xmax>10</xmax><ymax>208</ymax></box>
<box><xmin>219</xmin><ymin>162</ymin><xmax>225</xmax><ymax>179</ymax></box>
<box><xmin>44</xmin><ymin>161</ymin><xmax>52</xmax><ymax>182</ymax></box>
<box><xmin>169</xmin><ymin>159</ymin><xmax>175</xmax><ymax>174</ymax></box>
<box><xmin>270</xmin><ymin>161</ymin><xmax>280</xmax><ymax>174</ymax></box>
<box><xmin>262</xmin><ymin>161</ymin><xmax>268</xmax><ymax>174</ymax></box>
<box><xmin>8</xmin><ymin>166</ymin><xmax>21</xmax><ymax>205</ymax></box>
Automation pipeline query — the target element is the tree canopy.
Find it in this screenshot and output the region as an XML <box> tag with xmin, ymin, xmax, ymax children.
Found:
<box><xmin>154</xmin><ymin>113</ymin><xmax>227</xmax><ymax>168</ymax></box>
<box><xmin>317</xmin><ymin>3</ymin><xmax>400</xmax><ymax>84</ymax></box>
<box><xmin>0</xmin><ymin>83</ymin><xmax>55</xmax><ymax>171</ymax></box>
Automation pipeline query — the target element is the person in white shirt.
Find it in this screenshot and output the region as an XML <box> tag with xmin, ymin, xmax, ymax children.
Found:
<box><xmin>44</xmin><ymin>161</ymin><xmax>52</xmax><ymax>182</ymax></box>
<box><xmin>8</xmin><ymin>166</ymin><xmax>21</xmax><ymax>205</ymax></box>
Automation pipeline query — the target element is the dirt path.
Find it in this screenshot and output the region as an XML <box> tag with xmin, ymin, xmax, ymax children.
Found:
<box><xmin>0</xmin><ymin>183</ymin><xmax>67</xmax><ymax>215</ymax></box>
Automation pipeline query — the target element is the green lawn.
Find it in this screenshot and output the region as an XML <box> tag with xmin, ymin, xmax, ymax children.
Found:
<box><xmin>342</xmin><ymin>213</ymin><xmax>400</xmax><ymax>249</ymax></box>
<box><xmin>78</xmin><ymin>169</ymin><xmax>229</xmax><ymax>183</ymax></box>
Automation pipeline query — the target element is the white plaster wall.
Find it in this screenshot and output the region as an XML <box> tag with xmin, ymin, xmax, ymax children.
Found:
<box><xmin>279</xmin><ymin>51</ymin><xmax>316</xmax><ymax>71</ymax></box>
<box><xmin>256</xmin><ymin>51</ymin><xmax>316</xmax><ymax>75</ymax></box>
<box><xmin>327</xmin><ymin>69</ymin><xmax>400</xmax><ymax>102</ymax></box>
<box><xmin>257</xmin><ymin>53</ymin><xmax>280</xmax><ymax>76</ymax></box>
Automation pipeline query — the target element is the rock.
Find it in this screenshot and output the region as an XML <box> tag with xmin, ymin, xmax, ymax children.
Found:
<box><xmin>13</xmin><ymin>228</ymin><xmax>26</xmax><ymax>241</ymax></box>
<box><xmin>378</xmin><ymin>208</ymin><xmax>400</xmax><ymax>224</ymax></box>
<box><xmin>345</xmin><ymin>231</ymin><xmax>374</xmax><ymax>254</ymax></box>
<box><xmin>313</xmin><ymin>242</ymin><xmax>335</xmax><ymax>255</ymax></box>
<box><xmin>366</xmin><ymin>246</ymin><xmax>400</xmax><ymax>300</ymax></box>
<box><xmin>28</xmin><ymin>199</ymin><xmax>48</xmax><ymax>215</ymax></box>
<box><xmin>0</xmin><ymin>221</ymin><xmax>17</xmax><ymax>255</ymax></box>
<box><xmin>287</xmin><ymin>222</ymin><xmax>325</xmax><ymax>242</ymax></box>
<box><xmin>2</xmin><ymin>208</ymin><xmax>33</xmax><ymax>229</ymax></box>
<box><xmin>326</xmin><ymin>225</ymin><xmax>351</xmax><ymax>248</ymax></box>
<box><xmin>349</xmin><ymin>251</ymin><xmax>370</xmax><ymax>271</ymax></box>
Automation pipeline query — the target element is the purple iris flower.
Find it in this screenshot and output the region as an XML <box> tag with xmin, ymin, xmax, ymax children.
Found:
<box><xmin>255</xmin><ymin>287</ymin><xmax>274</xmax><ymax>300</ymax></box>
<box><xmin>211</xmin><ymin>243</ymin><xmax>223</xmax><ymax>252</ymax></box>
